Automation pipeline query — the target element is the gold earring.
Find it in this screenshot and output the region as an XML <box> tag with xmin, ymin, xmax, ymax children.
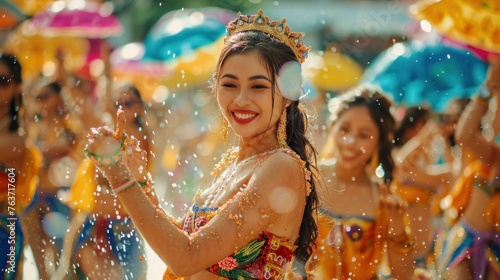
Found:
<box><xmin>221</xmin><ymin>118</ymin><xmax>228</xmax><ymax>143</ymax></box>
<box><xmin>277</xmin><ymin>106</ymin><xmax>288</xmax><ymax>147</ymax></box>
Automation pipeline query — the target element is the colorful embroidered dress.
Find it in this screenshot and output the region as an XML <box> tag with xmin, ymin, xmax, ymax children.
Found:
<box><xmin>163</xmin><ymin>147</ymin><xmax>309</xmax><ymax>280</ymax></box>
<box><xmin>306</xmin><ymin>207</ymin><xmax>387</xmax><ymax>280</ymax></box>
<box><xmin>163</xmin><ymin>204</ymin><xmax>296</xmax><ymax>280</ymax></box>
<box><xmin>436</xmin><ymin>172</ymin><xmax>500</xmax><ymax>280</ymax></box>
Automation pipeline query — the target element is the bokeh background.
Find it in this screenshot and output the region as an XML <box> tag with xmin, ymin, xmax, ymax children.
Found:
<box><xmin>1</xmin><ymin>0</ymin><xmax>497</xmax><ymax>279</ymax></box>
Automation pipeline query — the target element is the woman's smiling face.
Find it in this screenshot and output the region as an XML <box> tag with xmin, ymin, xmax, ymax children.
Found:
<box><xmin>331</xmin><ymin>105</ymin><xmax>379</xmax><ymax>169</ymax></box>
<box><xmin>217</xmin><ymin>50</ymin><xmax>285</xmax><ymax>140</ymax></box>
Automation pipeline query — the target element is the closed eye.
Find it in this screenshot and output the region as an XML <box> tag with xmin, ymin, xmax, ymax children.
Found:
<box><xmin>221</xmin><ymin>83</ymin><xmax>237</xmax><ymax>88</ymax></box>
<box><xmin>252</xmin><ymin>84</ymin><xmax>269</xmax><ymax>89</ymax></box>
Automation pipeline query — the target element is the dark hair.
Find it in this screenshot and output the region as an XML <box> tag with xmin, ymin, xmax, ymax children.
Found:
<box><xmin>116</xmin><ymin>83</ymin><xmax>145</xmax><ymax>128</ymax></box>
<box><xmin>393</xmin><ymin>106</ymin><xmax>430</xmax><ymax>147</ymax></box>
<box><xmin>0</xmin><ymin>53</ymin><xmax>23</xmax><ymax>133</ymax></box>
<box><xmin>328</xmin><ymin>85</ymin><xmax>396</xmax><ymax>184</ymax></box>
<box><xmin>44</xmin><ymin>81</ymin><xmax>62</xmax><ymax>95</ymax></box>
<box><xmin>209</xmin><ymin>31</ymin><xmax>319</xmax><ymax>277</ymax></box>
<box><xmin>118</xmin><ymin>83</ymin><xmax>143</xmax><ymax>104</ymax></box>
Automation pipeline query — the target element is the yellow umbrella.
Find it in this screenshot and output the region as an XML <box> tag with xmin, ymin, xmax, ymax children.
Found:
<box><xmin>8</xmin><ymin>0</ymin><xmax>55</xmax><ymax>16</ymax></box>
<box><xmin>110</xmin><ymin>40</ymin><xmax>224</xmax><ymax>104</ymax></box>
<box><xmin>302</xmin><ymin>47</ymin><xmax>364</xmax><ymax>91</ymax></box>
<box><xmin>409</xmin><ymin>0</ymin><xmax>500</xmax><ymax>53</ymax></box>
<box><xmin>161</xmin><ymin>37</ymin><xmax>224</xmax><ymax>90</ymax></box>
<box><xmin>3</xmin><ymin>21</ymin><xmax>89</xmax><ymax>81</ymax></box>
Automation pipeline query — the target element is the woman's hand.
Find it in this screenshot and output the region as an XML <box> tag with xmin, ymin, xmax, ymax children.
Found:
<box><xmin>122</xmin><ymin>134</ymin><xmax>148</xmax><ymax>182</ymax></box>
<box><xmin>380</xmin><ymin>184</ymin><xmax>409</xmax><ymax>237</ymax></box>
<box><xmin>85</xmin><ymin>110</ymin><xmax>134</xmax><ymax>185</ymax></box>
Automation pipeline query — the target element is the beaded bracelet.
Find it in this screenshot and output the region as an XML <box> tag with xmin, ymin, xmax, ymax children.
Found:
<box><xmin>84</xmin><ymin>133</ymin><xmax>127</xmax><ymax>166</ymax></box>
<box><xmin>112</xmin><ymin>177</ymin><xmax>137</xmax><ymax>194</ymax></box>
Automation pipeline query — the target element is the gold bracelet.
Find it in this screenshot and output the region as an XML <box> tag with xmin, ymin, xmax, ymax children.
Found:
<box><xmin>474</xmin><ymin>95</ymin><xmax>490</xmax><ymax>106</ymax></box>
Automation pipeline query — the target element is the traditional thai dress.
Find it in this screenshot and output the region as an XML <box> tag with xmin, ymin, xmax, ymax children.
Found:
<box><xmin>163</xmin><ymin>148</ymin><xmax>309</xmax><ymax>280</ymax></box>
<box><xmin>306</xmin><ymin>192</ymin><xmax>389</xmax><ymax>280</ymax></box>
<box><xmin>67</xmin><ymin>159</ymin><xmax>146</xmax><ymax>279</ymax></box>
<box><xmin>436</xmin><ymin>160</ymin><xmax>500</xmax><ymax>280</ymax></box>
<box><xmin>0</xmin><ymin>145</ymin><xmax>41</xmax><ymax>280</ymax></box>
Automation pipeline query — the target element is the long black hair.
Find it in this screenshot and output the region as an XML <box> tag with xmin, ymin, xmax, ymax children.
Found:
<box><xmin>0</xmin><ymin>53</ymin><xmax>23</xmax><ymax>133</ymax></box>
<box><xmin>210</xmin><ymin>30</ymin><xmax>319</xmax><ymax>277</ymax></box>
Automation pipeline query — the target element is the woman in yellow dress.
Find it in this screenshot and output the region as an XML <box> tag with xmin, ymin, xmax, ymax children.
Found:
<box><xmin>0</xmin><ymin>53</ymin><xmax>41</xmax><ymax>280</ymax></box>
<box><xmin>307</xmin><ymin>85</ymin><xmax>415</xmax><ymax>279</ymax></box>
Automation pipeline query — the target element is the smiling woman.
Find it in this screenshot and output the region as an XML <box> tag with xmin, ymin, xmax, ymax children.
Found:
<box><xmin>307</xmin><ymin>85</ymin><xmax>415</xmax><ymax>280</ymax></box>
<box><xmin>80</xmin><ymin>9</ymin><xmax>320</xmax><ymax>280</ymax></box>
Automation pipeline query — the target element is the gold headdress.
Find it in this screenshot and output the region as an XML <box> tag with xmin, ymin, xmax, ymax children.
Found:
<box><xmin>225</xmin><ymin>10</ymin><xmax>311</xmax><ymax>64</ymax></box>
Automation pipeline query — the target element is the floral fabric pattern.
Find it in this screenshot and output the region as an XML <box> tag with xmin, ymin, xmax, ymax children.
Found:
<box><xmin>184</xmin><ymin>204</ymin><xmax>295</xmax><ymax>280</ymax></box>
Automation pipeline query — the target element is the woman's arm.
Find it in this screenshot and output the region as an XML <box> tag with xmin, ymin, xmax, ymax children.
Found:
<box><xmin>107</xmin><ymin>152</ymin><xmax>305</xmax><ymax>276</ymax></box>
<box><xmin>0</xmin><ymin>133</ymin><xmax>27</xmax><ymax>168</ymax></box>
<box><xmin>86</xmin><ymin>113</ymin><xmax>307</xmax><ymax>276</ymax></box>
<box><xmin>54</xmin><ymin>49</ymin><xmax>102</xmax><ymax>130</ymax></box>
<box><xmin>454</xmin><ymin>97</ymin><xmax>494</xmax><ymax>161</ymax></box>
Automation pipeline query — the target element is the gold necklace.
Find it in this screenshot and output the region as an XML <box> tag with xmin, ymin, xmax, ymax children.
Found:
<box><xmin>203</xmin><ymin>147</ymin><xmax>282</xmax><ymax>207</ymax></box>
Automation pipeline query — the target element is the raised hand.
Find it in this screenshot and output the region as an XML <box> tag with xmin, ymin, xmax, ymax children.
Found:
<box><xmin>380</xmin><ymin>184</ymin><xmax>414</xmax><ymax>253</ymax></box>
<box><xmin>380</xmin><ymin>184</ymin><xmax>409</xmax><ymax>233</ymax></box>
<box><xmin>84</xmin><ymin>109</ymin><xmax>132</xmax><ymax>186</ymax></box>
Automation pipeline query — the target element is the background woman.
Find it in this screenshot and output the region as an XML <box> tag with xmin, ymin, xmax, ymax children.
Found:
<box><xmin>0</xmin><ymin>53</ymin><xmax>41</xmax><ymax>280</ymax></box>
<box><xmin>307</xmin><ymin>85</ymin><xmax>414</xmax><ymax>279</ymax></box>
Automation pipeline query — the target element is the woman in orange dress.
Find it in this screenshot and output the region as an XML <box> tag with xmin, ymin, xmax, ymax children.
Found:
<box><xmin>307</xmin><ymin>85</ymin><xmax>415</xmax><ymax>280</ymax></box>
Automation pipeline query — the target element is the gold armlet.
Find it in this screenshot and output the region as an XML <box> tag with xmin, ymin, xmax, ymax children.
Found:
<box><xmin>473</xmin><ymin>95</ymin><xmax>490</xmax><ymax>107</ymax></box>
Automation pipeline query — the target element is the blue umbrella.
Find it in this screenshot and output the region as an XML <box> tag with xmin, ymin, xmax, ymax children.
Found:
<box><xmin>143</xmin><ymin>7</ymin><xmax>235</xmax><ymax>62</ymax></box>
<box><xmin>362</xmin><ymin>42</ymin><xmax>488</xmax><ymax>112</ymax></box>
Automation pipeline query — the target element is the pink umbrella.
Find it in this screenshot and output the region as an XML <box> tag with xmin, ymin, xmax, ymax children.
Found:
<box><xmin>29</xmin><ymin>0</ymin><xmax>123</xmax><ymax>38</ymax></box>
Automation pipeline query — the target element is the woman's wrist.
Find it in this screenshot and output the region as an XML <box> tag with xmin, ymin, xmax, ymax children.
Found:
<box><xmin>102</xmin><ymin>162</ymin><xmax>134</xmax><ymax>186</ymax></box>
<box><xmin>473</xmin><ymin>95</ymin><xmax>490</xmax><ymax>107</ymax></box>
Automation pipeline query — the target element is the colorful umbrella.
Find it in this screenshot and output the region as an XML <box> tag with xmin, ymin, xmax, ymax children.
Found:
<box><xmin>409</xmin><ymin>0</ymin><xmax>500</xmax><ymax>62</ymax></box>
<box><xmin>141</xmin><ymin>7</ymin><xmax>235</xmax><ymax>91</ymax></box>
<box><xmin>7</xmin><ymin>0</ymin><xmax>55</xmax><ymax>16</ymax></box>
<box><xmin>302</xmin><ymin>47</ymin><xmax>364</xmax><ymax>91</ymax></box>
<box><xmin>362</xmin><ymin>42</ymin><xmax>488</xmax><ymax>112</ymax></box>
<box><xmin>143</xmin><ymin>6</ymin><xmax>234</xmax><ymax>61</ymax></box>
<box><xmin>29</xmin><ymin>0</ymin><xmax>122</xmax><ymax>38</ymax></box>
<box><xmin>3</xmin><ymin>20</ymin><xmax>89</xmax><ymax>81</ymax></box>
<box><xmin>110</xmin><ymin>42</ymin><xmax>171</xmax><ymax>103</ymax></box>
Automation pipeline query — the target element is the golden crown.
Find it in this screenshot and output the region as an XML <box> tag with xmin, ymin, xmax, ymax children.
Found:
<box><xmin>225</xmin><ymin>10</ymin><xmax>311</xmax><ymax>64</ymax></box>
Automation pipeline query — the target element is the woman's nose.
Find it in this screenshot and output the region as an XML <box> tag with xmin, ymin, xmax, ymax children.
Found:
<box><xmin>340</xmin><ymin>135</ymin><xmax>356</xmax><ymax>145</ymax></box>
<box><xmin>234</xmin><ymin>89</ymin><xmax>251</xmax><ymax>106</ymax></box>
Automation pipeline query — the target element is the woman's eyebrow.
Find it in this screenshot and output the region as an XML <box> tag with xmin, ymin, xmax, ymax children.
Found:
<box><xmin>220</xmin><ymin>73</ymin><xmax>271</xmax><ymax>83</ymax></box>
